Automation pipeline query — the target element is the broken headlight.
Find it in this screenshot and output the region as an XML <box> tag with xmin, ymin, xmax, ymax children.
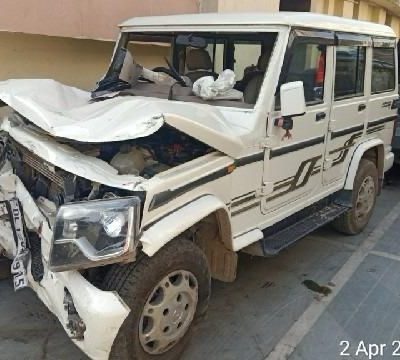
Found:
<box><xmin>49</xmin><ymin>197</ymin><xmax>140</xmax><ymax>272</ymax></box>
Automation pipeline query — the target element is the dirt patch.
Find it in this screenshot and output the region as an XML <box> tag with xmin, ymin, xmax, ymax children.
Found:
<box><xmin>302</xmin><ymin>279</ymin><xmax>332</xmax><ymax>296</ymax></box>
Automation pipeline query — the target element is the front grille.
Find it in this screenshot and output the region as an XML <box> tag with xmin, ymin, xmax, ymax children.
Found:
<box><xmin>18</xmin><ymin>145</ymin><xmax>65</xmax><ymax>189</ymax></box>
<box><xmin>10</xmin><ymin>142</ymin><xmax>77</xmax><ymax>202</ymax></box>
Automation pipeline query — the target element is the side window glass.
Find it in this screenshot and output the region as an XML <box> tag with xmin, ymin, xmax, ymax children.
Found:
<box><xmin>334</xmin><ymin>46</ymin><xmax>366</xmax><ymax>100</ymax></box>
<box><xmin>372</xmin><ymin>47</ymin><xmax>395</xmax><ymax>94</ymax></box>
<box><xmin>277</xmin><ymin>42</ymin><xmax>326</xmax><ymax>108</ymax></box>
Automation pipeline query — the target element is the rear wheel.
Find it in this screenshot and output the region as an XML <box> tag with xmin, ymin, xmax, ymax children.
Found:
<box><xmin>103</xmin><ymin>238</ymin><xmax>211</xmax><ymax>360</ymax></box>
<box><xmin>333</xmin><ymin>159</ymin><xmax>378</xmax><ymax>235</ymax></box>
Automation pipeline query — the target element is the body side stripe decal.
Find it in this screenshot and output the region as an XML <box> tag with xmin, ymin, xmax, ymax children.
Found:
<box><xmin>231</xmin><ymin>201</ymin><xmax>261</xmax><ymax>217</ymax></box>
<box><xmin>149</xmin><ymin>167</ymin><xmax>229</xmax><ymax>211</ymax></box>
<box><xmin>331</xmin><ymin>124</ymin><xmax>364</xmax><ymax>139</ymax></box>
<box><xmin>269</xmin><ymin>136</ymin><xmax>325</xmax><ymax>159</ymax></box>
<box><xmin>231</xmin><ymin>193</ymin><xmax>257</xmax><ymax>208</ymax></box>
<box><xmin>367</xmin><ymin>115</ymin><xmax>397</xmax><ymax>128</ymax></box>
<box><xmin>235</xmin><ymin>152</ymin><xmax>264</xmax><ymax>167</ymax></box>
<box><xmin>151</xmin><ymin>116</ymin><xmax>389</xmax><ymax>212</ymax></box>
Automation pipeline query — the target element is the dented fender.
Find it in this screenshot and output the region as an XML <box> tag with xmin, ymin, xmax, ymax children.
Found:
<box><xmin>140</xmin><ymin>195</ymin><xmax>232</xmax><ymax>256</ymax></box>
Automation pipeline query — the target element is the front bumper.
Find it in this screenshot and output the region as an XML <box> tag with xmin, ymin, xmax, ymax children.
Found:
<box><xmin>383</xmin><ymin>146</ymin><xmax>395</xmax><ymax>172</ymax></box>
<box><xmin>384</xmin><ymin>148</ymin><xmax>395</xmax><ymax>172</ymax></box>
<box><xmin>29</xmin><ymin>267</ymin><xmax>130</xmax><ymax>360</ymax></box>
<box><xmin>0</xmin><ymin>171</ymin><xmax>130</xmax><ymax>360</ymax></box>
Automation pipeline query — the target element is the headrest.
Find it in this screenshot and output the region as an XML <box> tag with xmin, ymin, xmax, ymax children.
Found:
<box><xmin>257</xmin><ymin>51</ymin><xmax>271</xmax><ymax>72</ymax></box>
<box><xmin>186</xmin><ymin>49</ymin><xmax>212</xmax><ymax>71</ymax></box>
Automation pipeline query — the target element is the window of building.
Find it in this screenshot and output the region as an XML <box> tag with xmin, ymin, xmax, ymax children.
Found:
<box><xmin>277</xmin><ymin>42</ymin><xmax>326</xmax><ymax>107</ymax></box>
<box><xmin>279</xmin><ymin>0</ymin><xmax>311</xmax><ymax>11</ymax></box>
<box><xmin>334</xmin><ymin>46</ymin><xmax>366</xmax><ymax>99</ymax></box>
<box><xmin>371</xmin><ymin>47</ymin><xmax>395</xmax><ymax>94</ymax></box>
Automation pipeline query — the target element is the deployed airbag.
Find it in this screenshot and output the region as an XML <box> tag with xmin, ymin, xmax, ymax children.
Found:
<box><xmin>193</xmin><ymin>70</ymin><xmax>243</xmax><ymax>101</ymax></box>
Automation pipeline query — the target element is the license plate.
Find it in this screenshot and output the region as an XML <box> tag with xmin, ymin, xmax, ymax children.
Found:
<box><xmin>5</xmin><ymin>199</ymin><xmax>30</xmax><ymax>291</ymax></box>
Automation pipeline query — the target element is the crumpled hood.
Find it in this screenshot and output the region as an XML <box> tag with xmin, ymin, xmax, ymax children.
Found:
<box><xmin>0</xmin><ymin>79</ymin><xmax>244</xmax><ymax>157</ymax></box>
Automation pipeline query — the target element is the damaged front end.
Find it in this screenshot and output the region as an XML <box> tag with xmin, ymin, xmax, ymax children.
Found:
<box><xmin>0</xmin><ymin>170</ymin><xmax>132</xmax><ymax>360</ymax></box>
<box><xmin>0</xmin><ymin>76</ymin><xmax>234</xmax><ymax>359</ymax></box>
<box><xmin>0</xmin><ymin>101</ymin><xmax>215</xmax><ymax>271</ymax></box>
<box><xmin>0</xmin><ymin>101</ymin><xmax>217</xmax><ymax>358</ymax></box>
<box><xmin>1</xmin><ymin>126</ymin><xmax>144</xmax><ymax>274</ymax></box>
<box><xmin>0</xmin><ymin>127</ymin><xmax>143</xmax><ymax>359</ymax></box>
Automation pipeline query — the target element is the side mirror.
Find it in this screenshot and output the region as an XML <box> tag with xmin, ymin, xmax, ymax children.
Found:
<box><xmin>280</xmin><ymin>81</ymin><xmax>306</xmax><ymax>118</ymax></box>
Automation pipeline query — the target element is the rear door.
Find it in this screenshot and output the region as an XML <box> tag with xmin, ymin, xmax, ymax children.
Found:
<box><xmin>323</xmin><ymin>34</ymin><xmax>370</xmax><ymax>185</ymax></box>
<box><xmin>367</xmin><ymin>39</ymin><xmax>398</xmax><ymax>147</ymax></box>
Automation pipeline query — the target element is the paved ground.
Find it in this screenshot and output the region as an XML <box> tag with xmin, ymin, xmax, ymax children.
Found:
<box><xmin>1</xmin><ymin>168</ymin><xmax>400</xmax><ymax>360</ymax></box>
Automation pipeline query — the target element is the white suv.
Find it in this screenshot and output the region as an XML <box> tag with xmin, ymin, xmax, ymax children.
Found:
<box><xmin>0</xmin><ymin>12</ymin><xmax>397</xmax><ymax>360</ymax></box>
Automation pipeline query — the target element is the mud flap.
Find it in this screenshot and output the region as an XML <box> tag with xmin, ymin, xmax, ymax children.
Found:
<box><xmin>3</xmin><ymin>198</ymin><xmax>30</xmax><ymax>290</ymax></box>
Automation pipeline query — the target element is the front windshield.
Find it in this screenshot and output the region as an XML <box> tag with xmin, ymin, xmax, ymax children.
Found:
<box><xmin>93</xmin><ymin>31</ymin><xmax>278</xmax><ymax>108</ymax></box>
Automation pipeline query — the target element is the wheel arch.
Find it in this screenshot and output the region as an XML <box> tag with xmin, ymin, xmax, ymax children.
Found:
<box><xmin>140</xmin><ymin>195</ymin><xmax>237</xmax><ymax>282</ymax></box>
<box><xmin>344</xmin><ymin>139</ymin><xmax>385</xmax><ymax>193</ymax></box>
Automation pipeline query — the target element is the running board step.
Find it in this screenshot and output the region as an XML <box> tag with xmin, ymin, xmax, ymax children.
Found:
<box><xmin>261</xmin><ymin>204</ymin><xmax>348</xmax><ymax>256</ymax></box>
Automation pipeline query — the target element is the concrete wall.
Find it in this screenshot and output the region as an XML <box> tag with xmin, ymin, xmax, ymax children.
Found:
<box><xmin>0</xmin><ymin>32</ymin><xmax>170</xmax><ymax>90</ymax></box>
<box><xmin>1</xmin><ymin>0</ymin><xmax>400</xmax><ymax>91</ymax></box>
<box><xmin>0</xmin><ymin>32</ymin><xmax>112</xmax><ymax>90</ymax></box>
<box><xmin>0</xmin><ymin>0</ymin><xmax>199</xmax><ymax>41</ymax></box>
<box><xmin>186</xmin><ymin>0</ymin><xmax>400</xmax><ymax>36</ymax></box>
<box><xmin>201</xmin><ymin>0</ymin><xmax>280</xmax><ymax>12</ymax></box>
<box><xmin>0</xmin><ymin>1</ymin><xmax>198</xmax><ymax>89</ymax></box>
<box><xmin>311</xmin><ymin>0</ymin><xmax>400</xmax><ymax>35</ymax></box>
<box><xmin>218</xmin><ymin>0</ymin><xmax>279</xmax><ymax>12</ymax></box>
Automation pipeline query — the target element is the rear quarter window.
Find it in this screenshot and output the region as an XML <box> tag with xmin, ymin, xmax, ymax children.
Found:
<box><xmin>334</xmin><ymin>46</ymin><xmax>366</xmax><ymax>100</ymax></box>
<box><xmin>371</xmin><ymin>47</ymin><xmax>396</xmax><ymax>94</ymax></box>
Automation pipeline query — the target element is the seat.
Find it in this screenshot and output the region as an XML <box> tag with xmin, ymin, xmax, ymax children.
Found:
<box><xmin>185</xmin><ymin>49</ymin><xmax>218</xmax><ymax>83</ymax></box>
<box><xmin>243</xmin><ymin>51</ymin><xmax>271</xmax><ymax>104</ymax></box>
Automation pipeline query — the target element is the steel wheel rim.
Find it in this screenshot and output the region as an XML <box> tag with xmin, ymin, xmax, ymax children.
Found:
<box><xmin>355</xmin><ymin>175</ymin><xmax>375</xmax><ymax>221</ymax></box>
<box><xmin>139</xmin><ymin>270</ymin><xmax>198</xmax><ymax>355</ymax></box>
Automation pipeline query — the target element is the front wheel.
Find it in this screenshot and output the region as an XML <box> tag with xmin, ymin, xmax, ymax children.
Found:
<box><xmin>333</xmin><ymin>158</ymin><xmax>378</xmax><ymax>235</ymax></box>
<box><xmin>102</xmin><ymin>238</ymin><xmax>211</xmax><ymax>360</ymax></box>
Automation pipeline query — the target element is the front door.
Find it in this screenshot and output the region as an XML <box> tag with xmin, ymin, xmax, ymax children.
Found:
<box><xmin>262</xmin><ymin>34</ymin><xmax>333</xmax><ymax>215</ymax></box>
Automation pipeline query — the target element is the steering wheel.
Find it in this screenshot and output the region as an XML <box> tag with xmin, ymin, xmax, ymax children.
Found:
<box><xmin>153</xmin><ymin>57</ymin><xmax>187</xmax><ymax>87</ymax></box>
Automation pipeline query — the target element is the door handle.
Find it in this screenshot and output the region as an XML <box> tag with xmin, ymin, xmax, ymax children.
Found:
<box><xmin>316</xmin><ymin>112</ymin><xmax>326</xmax><ymax>121</ymax></box>
<box><xmin>358</xmin><ymin>103</ymin><xmax>366</xmax><ymax>112</ymax></box>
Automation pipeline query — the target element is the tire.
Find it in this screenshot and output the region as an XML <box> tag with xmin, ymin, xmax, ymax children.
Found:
<box><xmin>102</xmin><ymin>237</ymin><xmax>211</xmax><ymax>360</ymax></box>
<box><xmin>332</xmin><ymin>158</ymin><xmax>378</xmax><ymax>235</ymax></box>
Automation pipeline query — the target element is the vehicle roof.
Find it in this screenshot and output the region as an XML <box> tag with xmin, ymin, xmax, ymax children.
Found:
<box><xmin>120</xmin><ymin>12</ymin><xmax>396</xmax><ymax>37</ymax></box>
